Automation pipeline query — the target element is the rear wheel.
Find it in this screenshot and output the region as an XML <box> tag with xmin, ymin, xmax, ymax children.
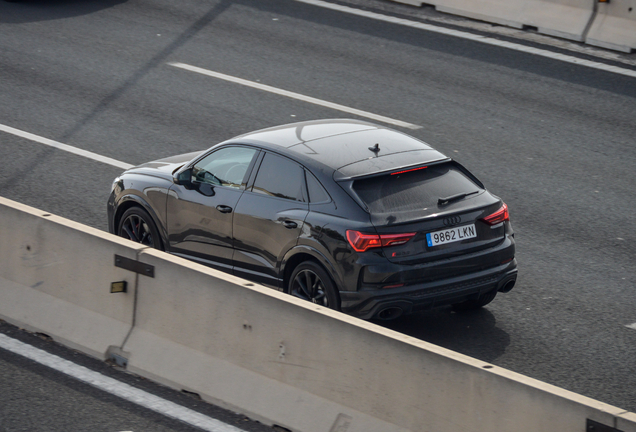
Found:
<box><xmin>452</xmin><ymin>289</ymin><xmax>497</xmax><ymax>311</ymax></box>
<box><xmin>117</xmin><ymin>207</ymin><xmax>162</xmax><ymax>250</ymax></box>
<box><xmin>289</xmin><ymin>261</ymin><xmax>339</xmax><ymax>310</ymax></box>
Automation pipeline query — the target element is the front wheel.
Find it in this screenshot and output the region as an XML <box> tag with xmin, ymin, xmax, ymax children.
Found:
<box><xmin>117</xmin><ymin>207</ymin><xmax>162</xmax><ymax>249</ymax></box>
<box><xmin>289</xmin><ymin>261</ymin><xmax>339</xmax><ymax>310</ymax></box>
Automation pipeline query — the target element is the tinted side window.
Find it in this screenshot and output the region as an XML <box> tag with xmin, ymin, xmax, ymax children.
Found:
<box><xmin>252</xmin><ymin>153</ymin><xmax>305</xmax><ymax>201</ymax></box>
<box><xmin>192</xmin><ymin>147</ymin><xmax>258</xmax><ymax>189</ymax></box>
<box><xmin>306</xmin><ymin>172</ymin><xmax>330</xmax><ymax>203</ymax></box>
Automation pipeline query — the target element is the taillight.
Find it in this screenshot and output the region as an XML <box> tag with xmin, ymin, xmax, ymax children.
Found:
<box><xmin>483</xmin><ymin>203</ymin><xmax>509</xmax><ymax>225</ymax></box>
<box><xmin>346</xmin><ymin>230</ymin><xmax>416</xmax><ymax>252</ymax></box>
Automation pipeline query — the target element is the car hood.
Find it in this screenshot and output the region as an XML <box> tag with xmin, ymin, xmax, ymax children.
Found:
<box><xmin>124</xmin><ymin>151</ymin><xmax>203</xmax><ymax>179</ymax></box>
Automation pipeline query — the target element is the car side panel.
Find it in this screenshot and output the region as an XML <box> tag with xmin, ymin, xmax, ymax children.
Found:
<box><xmin>232</xmin><ymin>191</ymin><xmax>309</xmax><ymax>287</ymax></box>
<box><xmin>297</xmin><ymin>198</ymin><xmax>376</xmax><ymax>293</ymax></box>
<box><xmin>166</xmin><ymin>184</ymin><xmax>242</xmax><ymax>271</ymax></box>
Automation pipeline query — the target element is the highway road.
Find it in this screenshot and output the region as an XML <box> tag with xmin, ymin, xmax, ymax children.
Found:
<box><xmin>1</xmin><ymin>0</ymin><xmax>635</xmax><ymax>426</ymax></box>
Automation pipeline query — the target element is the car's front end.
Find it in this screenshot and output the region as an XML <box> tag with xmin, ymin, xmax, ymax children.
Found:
<box><xmin>107</xmin><ymin>151</ymin><xmax>202</xmax><ymax>238</ymax></box>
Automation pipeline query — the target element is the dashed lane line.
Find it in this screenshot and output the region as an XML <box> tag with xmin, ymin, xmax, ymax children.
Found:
<box><xmin>168</xmin><ymin>62</ymin><xmax>422</xmax><ymax>130</ymax></box>
<box><xmin>0</xmin><ymin>334</ymin><xmax>246</xmax><ymax>432</ymax></box>
<box><xmin>293</xmin><ymin>0</ymin><xmax>636</xmax><ymax>80</ymax></box>
<box><xmin>0</xmin><ymin>123</ymin><xmax>133</xmax><ymax>170</ymax></box>
<box><xmin>626</xmin><ymin>323</ymin><xmax>636</xmax><ymax>331</ymax></box>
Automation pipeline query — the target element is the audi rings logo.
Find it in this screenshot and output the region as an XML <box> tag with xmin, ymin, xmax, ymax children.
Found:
<box><xmin>443</xmin><ymin>216</ymin><xmax>462</xmax><ymax>226</ymax></box>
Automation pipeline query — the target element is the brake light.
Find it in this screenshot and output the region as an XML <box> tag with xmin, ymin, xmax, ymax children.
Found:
<box><xmin>483</xmin><ymin>203</ymin><xmax>509</xmax><ymax>225</ymax></box>
<box><xmin>391</xmin><ymin>166</ymin><xmax>427</xmax><ymax>175</ymax></box>
<box><xmin>346</xmin><ymin>230</ymin><xmax>416</xmax><ymax>252</ymax></box>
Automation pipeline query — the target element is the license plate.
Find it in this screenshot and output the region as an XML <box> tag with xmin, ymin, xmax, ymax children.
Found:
<box><xmin>426</xmin><ymin>224</ymin><xmax>476</xmax><ymax>247</ymax></box>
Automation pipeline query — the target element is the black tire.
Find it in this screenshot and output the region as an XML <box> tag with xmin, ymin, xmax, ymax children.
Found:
<box><xmin>289</xmin><ymin>261</ymin><xmax>339</xmax><ymax>310</ymax></box>
<box><xmin>452</xmin><ymin>289</ymin><xmax>497</xmax><ymax>311</ymax></box>
<box><xmin>117</xmin><ymin>207</ymin><xmax>162</xmax><ymax>250</ymax></box>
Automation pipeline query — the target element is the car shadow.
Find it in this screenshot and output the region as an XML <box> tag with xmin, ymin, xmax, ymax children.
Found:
<box><xmin>0</xmin><ymin>0</ymin><xmax>128</xmax><ymax>24</ymax></box>
<box><xmin>373</xmin><ymin>306</ymin><xmax>510</xmax><ymax>363</ymax></box>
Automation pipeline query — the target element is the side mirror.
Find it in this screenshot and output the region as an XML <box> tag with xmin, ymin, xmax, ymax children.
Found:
<box><xmin>173</xmin><ymin>168</ymin><xmax>193</xmax><ymax>189</ymax></box>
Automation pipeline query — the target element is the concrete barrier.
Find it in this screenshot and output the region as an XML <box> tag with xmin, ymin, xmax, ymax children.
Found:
<box><xmin>586</xmin><ymin>0</ymin><xmax>636</xmax><ymax>52</ymax></box>
<box><xmin>0</xmin><ymin>197</ymin><xmax>144</xmax><ymax>359</ymax></box>
<box><xmin>1</xmin><ymin>196</ymin><xmax>636</xmax><ymax>432</ymax></box>
<box><xmin>122</xmin><ymin>248</ymin><xmax>406</xmax><ymax>432</ymax></box>
<box><xmin>389</xmin><ymin>0</ymin><xmax>596</xmax><ymax>42</ymax></box>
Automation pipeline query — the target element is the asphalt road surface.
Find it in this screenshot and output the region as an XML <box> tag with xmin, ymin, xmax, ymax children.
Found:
<box><xmin>1</xmin><ymin>0</ymin><xmax>635</xmax><ymax>425</ymax></box>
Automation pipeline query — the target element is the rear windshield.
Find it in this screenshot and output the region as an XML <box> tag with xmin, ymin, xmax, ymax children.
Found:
<box><xmin>352</xmin><ymin>163</ymin><xmax>481</xmax><ymax>215</ymax></box>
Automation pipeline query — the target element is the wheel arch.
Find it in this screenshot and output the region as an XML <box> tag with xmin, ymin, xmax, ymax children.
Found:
<box><xmin>113</xmin><ymin>194</ymin><xmax>168</xmax><ymax>249</ymax></box>
<box><xmin>281</xmin><ymin>245</ymin><xmax>342</xmax><ymax>294</ymax></box>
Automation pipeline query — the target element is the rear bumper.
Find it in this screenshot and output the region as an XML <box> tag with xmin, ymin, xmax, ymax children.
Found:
<box><xmin>340</xmin><ymin>259</ymin><xmax>517</xmax><ymax>320</ymax></box>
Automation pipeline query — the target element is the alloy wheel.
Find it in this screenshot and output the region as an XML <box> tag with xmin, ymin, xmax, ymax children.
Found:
<box><xmin>120</xmin><ymin>214</ymin><xmax>155</xmax><ymax>247</ymax></box>
<box><xmin>290</xmin><ymin>269</ymin><xmax>329</xmax><ymax>307</ymax></box>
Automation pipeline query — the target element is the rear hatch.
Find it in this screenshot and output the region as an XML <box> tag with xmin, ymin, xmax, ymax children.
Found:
<box><xmin>350</xmin><ymin>161</ymin><xmax>505</xmax><ymax>265</ymax></box>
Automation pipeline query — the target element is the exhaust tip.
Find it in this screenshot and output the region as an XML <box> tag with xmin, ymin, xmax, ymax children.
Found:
<box><xmin>375</xmin><ymin>307</ymin><xmax>403</xmax><ymax>320</ymax></box>
<box><xmin>499</xmin><ymin>279</ymin><xmax>516</xmax><ymax>293</ymax></box>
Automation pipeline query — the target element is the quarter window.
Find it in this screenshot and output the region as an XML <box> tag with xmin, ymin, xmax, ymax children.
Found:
<box><xmin>192</xmin><ymin>147</ymin><xmax>258</xmax><ymax>189</ymax></box>
<box><xmin>252</xmin><ymin>153</ymin><xmax>305</xmax><ymax>201</ymax></box>
<box><xmin>306</xmin><ymin>172</ymin><xmax>330</xmax><ymax>203</ymax></box>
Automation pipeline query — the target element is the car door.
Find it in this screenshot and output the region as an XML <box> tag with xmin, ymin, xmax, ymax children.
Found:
<box><xmin>166</xmin><ymin>146</ymin><xmax>259</xmax><ymax>272</ymax></box>
<box><xmin>232</xmin><ymin>152</ymin><xmax>309</xmax><ymax>288</ymax></box>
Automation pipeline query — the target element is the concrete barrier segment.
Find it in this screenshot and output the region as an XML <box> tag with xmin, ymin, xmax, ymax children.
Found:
<box><xmin>586</xmin><ymin>0</ymin><xmax>636</xmax><ymax>52</ymax></box>
<box><xmin>125</xmin><ymin>248</ymin><xmax>636</xmax><ymax>432</ymax></box>
<box><xmin>0</xmin><ymin>275</ymin><xmax>129</xmax><ymax>360</ymax></box>
<box><xmin>619</xmin><ymin>412</ymin><xmax>636</xmax><ymax>432</ymax></box>
<box><xmin>437</xmin><ymin>0</ymin><xmax>595</xmax><ymax>41</ymax></box>
<box><xmin>123</xmin><ymin>326</ymin><xmax>407</xmax><ymax>432</ymax></box>
<box><xmin>0</xmin><ymin>197</ymin><xmax>143</xmax><ymax>359</ymax></box>
<box><xmin>436</xmin><ymin>0</ymin><xmax>526</xmax><ymax>29</ymax></box>
<box><xmin>518</xmin><ymin>0</ymin><xmax>598</xmax><ymax>41</ymax></box>
<box><xmin>388</xmin><ymin>0</ymin><xmax>435</xmax><ymax>6</ymax></box>
<box><xmin>387</xmin><ymin>0</ymin><xmax>595</xmax><ymax>42</ymax></box>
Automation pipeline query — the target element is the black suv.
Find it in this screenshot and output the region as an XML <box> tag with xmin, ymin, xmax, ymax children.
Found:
<box><xmin>108</xmin><ymin>119</ymin><xmax>517</xmax><ymax>320</ymax></box>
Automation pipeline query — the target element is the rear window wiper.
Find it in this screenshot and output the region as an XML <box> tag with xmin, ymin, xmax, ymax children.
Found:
<box><xmin>438</xmin><ymin>190</ymin><xmax>479</xmax><ymax>206</ymax></box>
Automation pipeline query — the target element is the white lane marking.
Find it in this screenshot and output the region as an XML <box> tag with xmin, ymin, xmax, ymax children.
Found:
<box><xmin>293</xmin><ymin>0</ymin><xmax>636</xmax><ymax>80</ymax></box>
<box><xmin>168</xmin><ymin>62</ymin><xmax>421</xmax><ymax>130</ymax></box>
<box><xmin>0</xmin><ymin>334</ymin><xmax>246</xmax><ymax>432</ymax></box>
<box><xmin>0</xmin><ymin>123</ymin><xmax>133</xmax><ymax>170</ymax></box>
<box><xmin>626</xmin><ymin>323</ymin><xmax>636</xmax><ymax>331</ymax></box>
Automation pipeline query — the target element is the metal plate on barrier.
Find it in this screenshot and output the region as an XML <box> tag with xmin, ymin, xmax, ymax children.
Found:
<box><xmin>587</xmin><ymin>419</ymin><xmax>623</xmax><ymax>432</ymax></box>
<box><xmin>114</xmin><ymin>254</ymin><xmax>155</xmax><ymax>278</ymax></box>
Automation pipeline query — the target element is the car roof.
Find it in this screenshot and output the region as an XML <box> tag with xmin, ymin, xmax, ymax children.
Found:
<box><xmin>229</xmin><ymin>119</ymin><xmax>449</xmax><ymax>180</ymax></box>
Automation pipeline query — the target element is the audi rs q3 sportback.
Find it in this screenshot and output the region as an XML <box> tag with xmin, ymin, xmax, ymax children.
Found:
<box><xmin>108</xmin><ymin>119</ymin><xmax>517</xmax><ymax>320</ymax></box>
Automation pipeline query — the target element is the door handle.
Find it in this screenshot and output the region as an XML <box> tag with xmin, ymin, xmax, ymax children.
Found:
<box><xmin>216</xmin><ymin>205</ymin><xmax>233</xmax><ymax>214</ymax></box>
<box><xmin>282</xmin><ymin>220</ymin><xmax>298</xmax><ymax>229</ymax></box>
